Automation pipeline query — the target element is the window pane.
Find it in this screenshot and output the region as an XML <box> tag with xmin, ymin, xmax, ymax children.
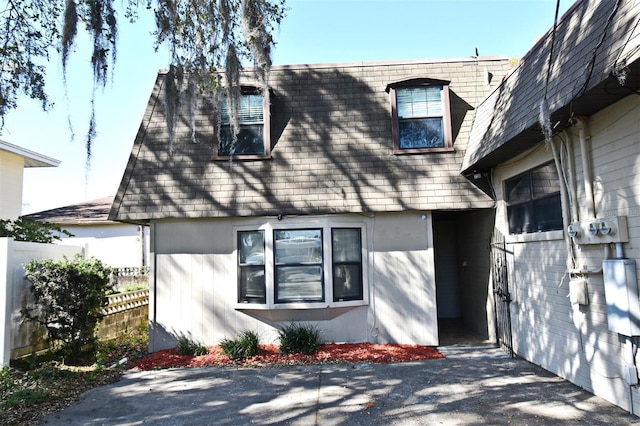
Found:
<box><xmin>276</xmin><ymin>266</ymin><xmax>323</xmax><ymax>302</ymax></box>
<box><xmin>275</xmin><ymin>230</ymin><xmax>322</xmax><ymax>264</ymax></box>
<box><xmin>333</xmin><ymin>264</ymin><xmax>362</xmax><ymax>301</ymax></box>
<box><xmin>221</xmin><ymin>94</ymin><xmax>264</xmax><ymax>124</ymax></box>
<box><xmin>332</xmin><ymin>228</ymin><xmax>363</xmax><ymax>302</ymax></box>
<box><xmin>239</xmin><ymin>266</ymin><xmax>266</xmax><ymax>303</ymax></box>
<box><xmin>507</xmin><ymin>202</ymin><xmax>534</xmax><ymax>234</ymax></box>
<box><xmin>533</xmin><ymin>194</ymin><xmax>563</xmax><ymax>231</ymax></box>
<box><xmin>219</xmin><ymin>124</ymin><xmax>265</xmax><ymax>156</ymax></box>
<box><xmin>399</xmin><ymin>118</ymin><xmax>444</xmax><ymax>149</ymax></box>
<box><xmin>531</xmin><ymin>163</ymin><xmax>560</xmax><ymax>198</ymax></box>
<box><xmin>238</xmin><ymin>230</ymin><xmax>265</xmax><ymax>303</ymax></box>
<box><xmin>505</xmin><ymin>174</ymin><xmax>531</xmax><ymax>203</ymax></box>
<box><xmin>332</xmin><ymin>229</ymin><xmax>361</xmax><ymax>262</ymax></box>
<box><xmin>239</xmin><ymin>231</ymin><xmax>264</xmax><ymax>265</ymax></box>
<box><xmin>396</xmin><ymin>87</ymin><xmax>442</xmax><ymax>118</ymax></box>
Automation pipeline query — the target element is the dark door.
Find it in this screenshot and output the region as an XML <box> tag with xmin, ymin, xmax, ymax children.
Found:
<box><xmin>491</xmin><ymin>229</ymin><xmax>514</xmax><ymax>357</ymax></box>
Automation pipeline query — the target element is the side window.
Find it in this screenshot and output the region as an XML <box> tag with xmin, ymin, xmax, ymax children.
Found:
<box><xmin>505</xmin><ymin>162</ymin><xmax>562</xmax><ymax>234</ymax></box>
<box><xmin>332</xmin><ymin>228</ymin><xmax>363</xmax><ymax>302</ymax></box>
<box><xmin>389</xmin><ymin>82</ymin><xmax>453</xmax><ymax>153</ymax></box>
<box><xmin>238</xmin><ymin>230</ymin><xmax>266</xmax><ymax>303</ymax></box>
<box><xmin>216</xmin><ymin>90</ymin><xmax>271</xmax><ymax>159</ymax></box>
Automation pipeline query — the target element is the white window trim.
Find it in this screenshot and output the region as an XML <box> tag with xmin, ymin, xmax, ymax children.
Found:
<box><xmin>233</xmin><ymin>218</ymin><xmax>369</xmax><ymax>310</ymax></box>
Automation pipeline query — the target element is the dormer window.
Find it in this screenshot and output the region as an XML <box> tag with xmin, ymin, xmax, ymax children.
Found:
<box><xmin>215</xmin><ymin>89</ymin><xmax>271</xmax><ymax>159</ymax></box>
<box><xmin>387</xmin><ymin>79</ymin><xmax>453</xmax><ymax>154</ymax></box>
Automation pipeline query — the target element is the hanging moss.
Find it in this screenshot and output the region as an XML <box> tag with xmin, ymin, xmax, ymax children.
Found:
<box><xmin>0</xmin><ymin>0</ymin><xmax>287</xmax><ymax>162</ymax></box>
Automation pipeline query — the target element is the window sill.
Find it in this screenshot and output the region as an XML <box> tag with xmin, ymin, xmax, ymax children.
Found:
<box><xmin>505</xmin><ymin>230</ymin><xmax>564</xmax><ymax>244</ymax></box>
<box><xmin>213</xmin><ymin>154</ymin><xmax>271</xmax><ymax>161</ymax></box>
<box><xmin>235</xmin><ymin>299</ymin><xmax>367</xmax><ymax>311</ymax></box>
<box><xmin>393</xmin><ymin>147</ymin><xmax>454</xmax><ymax>155</ymax></box>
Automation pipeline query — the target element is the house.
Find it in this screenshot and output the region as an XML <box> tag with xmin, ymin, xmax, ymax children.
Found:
<box><xmin>26</xmin><ymin>196</ymin><xmax>149</xmax><ymax>269</ymax></box>
<box><xmin>110</xmin><ymin>55</ymin><xmax>514</xmax><ymax>351</ymax></box>
<box><xmin>0</xmin><ymin>140</ymin><xmax>59</xmax><ymax>220</ymax></box>
<box><xmin>463</xmin><ymin>0</ymin><xmax>640</xmax><ymax>415</ymax></box>
<box><xmin>0</xmin><ymin>140</ymin><xmax>79</xmax><ymax>365</ymax></box>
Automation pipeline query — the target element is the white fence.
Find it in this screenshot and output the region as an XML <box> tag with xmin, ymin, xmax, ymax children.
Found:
<box><xmin>0</xmin><ymin>237</ymin><xmax>83</xmax><ymax>365</ymax></box>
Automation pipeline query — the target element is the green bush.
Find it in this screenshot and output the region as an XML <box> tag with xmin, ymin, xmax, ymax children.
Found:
<box><xmin>278</xmin><ymin>322</ymin><xmax>320</xmax><ymax>355</ymax></box>
<box><xmin>175</xmin><ymin>337</ymin><xmax>208</xmax><ymax>356</ymax></box>
<box><xmin>220</xmin><ymin>330</ymin><xmax>260</xmax><ymax>361</ymax></box>
<box><xmin>0</xmin><ymin>217</ymin><xmax>72</xmax><ymax>243</ymax></box>
<box><xmin>22</xmin><ymin>255</ymin><xmax>112</xmax><ymax>365</ymax></box>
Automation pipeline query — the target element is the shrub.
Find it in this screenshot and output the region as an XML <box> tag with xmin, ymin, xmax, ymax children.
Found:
<box><xmin>0</xmin><ymin>217</ymin><xmax>73</xmax><ymax>243</ymax></box>
<box><xmin>175</xmin><ymin>337</ymin><xmax>208</xmax><ymax>356</ymax></box>
<box><xmin>278</xmin><ymin>322</ymin><xmax>320</xmax><ymax>355</ymax></box>
<box><xmin>220</xmin><ymin>330</ymin><xmax>260</xmax><ymax>361</ymax></box>
<box><xmin>22</xmin><ymin>255</ymin><xmax>112</xmax><ymax>365</ymax></box>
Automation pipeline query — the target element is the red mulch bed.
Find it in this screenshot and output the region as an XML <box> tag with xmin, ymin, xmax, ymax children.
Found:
<box><xmin>131</xmin><ymin>343</ymin><xmax>444</xmax><ymax>370</ymax></box>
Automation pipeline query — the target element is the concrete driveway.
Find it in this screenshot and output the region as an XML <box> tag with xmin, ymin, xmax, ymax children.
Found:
<box><xmin>39</xmin><ymin>347</ymin><xmax>638</xmax><ymax>425</ymax></box>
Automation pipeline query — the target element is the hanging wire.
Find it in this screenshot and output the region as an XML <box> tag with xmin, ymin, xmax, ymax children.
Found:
<box><xmin>540</xmin><ymin>0</ymin><xmax>561</xmax><ymax>142</ymax></box>
<box><xmin>575</xmin><ymin>0</ymin><xmax>621</xmax><ymax>97</ymax></box>
<box><xmin>612</xmin><ymin>12</ymin><xmax>640</xmax><ymax>91</ymax></box>
<box><xmin>544</xmin><ymin>0</ymin><xmax>561</xmax><ymax>102</ymax></box>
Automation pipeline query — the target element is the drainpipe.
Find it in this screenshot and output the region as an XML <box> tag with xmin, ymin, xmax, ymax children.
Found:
<box><xmin>576</xmin><ymin>117</ymin><xmax>596</xmax><ymax>219</ymax></box>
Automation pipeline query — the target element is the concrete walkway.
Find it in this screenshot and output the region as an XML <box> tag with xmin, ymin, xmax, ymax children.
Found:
<box><xmin>39</xmin><ymin>347</ymin><xmax>639</xmax><ymax>425</ymax></box>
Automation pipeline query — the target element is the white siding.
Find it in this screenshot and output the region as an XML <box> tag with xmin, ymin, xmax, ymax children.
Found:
<box><xmin>493</xmin><ymin>95</ymin><xmax>640</xmax><ymax>413</ymax></box>
<box><xmin>148</xmin><ymin>212</ymin><xmax>438</xmax><ymax>351</ymax></box>
<box><xmin>0</xmin><ymin>151</ymin><xmax>24</xmax><ymax>220</ymax></box>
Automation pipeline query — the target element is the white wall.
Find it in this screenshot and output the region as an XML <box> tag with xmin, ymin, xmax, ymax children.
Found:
<box><xmin>55</xmin><ymin>224</ymin><xmax>149</xmax><ymax>268</ymax></box>
<box><xmin>148</xmin><ymin>211</ymin><xmax>438</xmax><ymax>352</ymax></box>
<box><xmin>492</xmin><ymin>94</ymin><xmax>640</xmax><ymax>414</ymax></box>
<box><xmin>0</xmin><ymin>150</ymin><xmax>24</xmax><ymax>220</ymax></box>
<box><xmin>0</xmin><ymin>238</ymin><xmax>83</xmax><ymax>365</ymax></box>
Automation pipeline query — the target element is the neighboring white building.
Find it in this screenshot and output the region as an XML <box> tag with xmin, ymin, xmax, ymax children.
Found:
<box><xmin>0</xmin><ymin>140</ymin><xmax>59</xmax><ymax>220</ymax></box>
<box><xmin>26</xmin><ymin>196</ymin><xmax>149</xmax><ymax>269</ymax></box>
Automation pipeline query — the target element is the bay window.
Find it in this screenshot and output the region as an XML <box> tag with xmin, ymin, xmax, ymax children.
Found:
<box><xmin>236</xmin><ymin>224</ymin><xmax>366</xmax><ymax>307</ymax></box>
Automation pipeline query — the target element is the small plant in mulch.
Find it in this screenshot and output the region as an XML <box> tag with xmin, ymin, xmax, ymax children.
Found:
<box><xmin>277</xmin><ymin>322</ymin><xmax>321</xmax><ymax>355</ymax></box>
<box><xmin>175</xmin><ymin>337</ymin><xmax>208</xmax><ymax>356</ymax></box>
<box><xmin>220</xmin><ymin>330</ymin><xmax>261</xmax><ymax>361</ymax></box>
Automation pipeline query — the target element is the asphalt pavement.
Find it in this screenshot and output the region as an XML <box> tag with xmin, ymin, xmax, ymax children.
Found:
<box><xmin>38</xmin><ymin>346</ymin><xmax>640</xmax><ymax>425</ymax></box>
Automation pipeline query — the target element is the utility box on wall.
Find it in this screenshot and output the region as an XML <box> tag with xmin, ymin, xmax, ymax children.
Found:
<box><xmin>603</xmin><ymin>259</ymin><xmax>640</xmax><ymax>336</ymax></box>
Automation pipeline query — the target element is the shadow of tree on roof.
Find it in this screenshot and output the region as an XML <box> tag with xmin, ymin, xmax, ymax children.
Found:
<box><xmin>113</xmin><ymin>64</ymin><xmax>487</xmax><ymax>221</ymax></box>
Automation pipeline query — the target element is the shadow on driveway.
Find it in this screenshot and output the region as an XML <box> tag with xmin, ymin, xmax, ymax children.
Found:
<box><xmin>39</xmin><ymin>347</ymin><xmax>638</xmax><ymax>425</ymax></box>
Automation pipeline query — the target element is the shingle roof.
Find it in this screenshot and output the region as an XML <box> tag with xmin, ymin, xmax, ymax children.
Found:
<box><xmin>463</xmin><ymin>0</ymin><xmax>640</xmax><ymax>174</ymax></box>
<box><xmin>26</xmin><ymin>196</ymin><xmax>116</xmax><ymax>225</ymax></box>
<box><xmin>110</xmin><ymin>57</ymin><xmax>513</xmax><ymax>223</ymax></box>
